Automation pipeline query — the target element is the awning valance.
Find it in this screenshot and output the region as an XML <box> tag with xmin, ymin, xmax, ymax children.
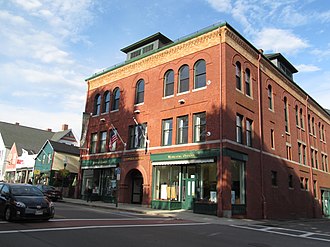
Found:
<box><xmin>152</xmin><ymin>158</ymin><xmax>214</xmax><ymax>166</ymax></box>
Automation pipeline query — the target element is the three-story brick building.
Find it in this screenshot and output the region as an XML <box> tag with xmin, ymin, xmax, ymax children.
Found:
<box><xmin>81</xmin><ymin>22</ymin><xmax>330</xmax><ymax>219</ymax></box>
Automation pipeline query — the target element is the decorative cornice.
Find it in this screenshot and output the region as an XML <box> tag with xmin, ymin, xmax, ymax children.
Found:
<box><xmin>88</xmin><ymin>29</ymin><xmax>221</xmax><ymax>90</ymax></box>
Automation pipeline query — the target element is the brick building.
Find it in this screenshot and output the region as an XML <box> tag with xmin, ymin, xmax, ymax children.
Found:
<box><xmin>81</xmin><ymin>22</ymin><xmax>330</xmax><ymax>219</ymax></box>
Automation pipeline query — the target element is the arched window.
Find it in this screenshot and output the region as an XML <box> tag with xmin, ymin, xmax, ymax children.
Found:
<box><xmin>102</xmin><ymin>91</ymin><xmax>110</xmax><ymax>113</ymax></box>
<box><xmin>135</xmin><ymin>79</ymin><xmax>144</xmax><ymax>104</ymax></box>
<box><xmin>284</xmin><ymin>97</ymin><xmax>289</xmax><ymax>132</ymax></box>
<box><xmin>194</xmin><ymin>59</ymin><xmax>206</xmax><ymax>89</ymax></box>
<box><xmin>178</xmin><ymin>65</ymin><xmax>189</xmax><ymax>93</ymax></box>
<box><xmin>235</xmin><ymin>61</ymin><xmax>242</xmax><ymax>90</ymax></box>
<box><xmin>295</xmin><ymin>105</ymin><xmax>299</xmax><ymax>126</ymax></box>
<box><xmin>164</xmin><ymin>69</ymin><xmax>174</xmax><ymax>97</ymax></box>
<box><xmin>111</xmin><ymin>88</ymin><xmax>120</xmax><ymax>111</ymax></box>
<box><xmin>245</xmin><ymin>68</ymin><xmax>251</xmax><ymax>96</ymax></box>
<box><xmin>300</xmin><ymin>108</ymin><xmax>304</xmax><ymax>129</ymax></box>
<box><xmin>268</xmin><ymin>85</ymin><xmax>273</xmax><ymax>110</ymax></box>
<box><xmin>93</xmin><ymin>94</ymin><xmax>101</xmax><ymax>115</ymax></box>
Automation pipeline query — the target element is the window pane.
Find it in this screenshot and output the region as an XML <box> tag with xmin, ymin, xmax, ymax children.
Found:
<box><xmin>236</xmin><ymin>114</ymin><xmax>243</xmax><ymax>143</ymax></box>
<box><xmin>236</xmin><ymin>62</ymin><xmax>241</xmax><ymax>90</ymax></box>
<box><xmin>136</xmin><ymin>80</ymin><xmax>144</xmax><ymax>104</ymax></box>
<box><xmin>231</xmin><ymin>160</ymin><xmax>245</xmax><ymax>204</ymax></box>
<box><xmin>99</xmin><ymin>131</ymin><xmax>107</xmax><ymax>153</ymax></box>
<box><xmin>194</xmin><ymin>60</ymin><xmax>206</xmax><ymax>89</ymax></box>
<box><xmin>90</xmin><ymin>133</ymin><xmax>98</xmax><ymax>154</ymax></box>
<box><xmin>112</xmin><ymin>88</ymin><xmax>120</xmax><ymax>110</ymax></box>
<box><xmin>178</xmin><ymin>65</ymin><xmax>189</xmax><ymax>93</ymax></box>
<box><xmin>193</xmin><ymin>112</ymin><xmax>206</xmax><ymax>142</ymax></box>
<box><xmin>245</xmin><ymin>69</ymin><xmax>251</xmax><ymax>96</ymax></box>
<box><xmin>162</xmin><ymin>119</ymin><xmax>173</xmax><ymax>146</ymax></box>
<box><xmin>94</xmin><ymin>94</ymin><xmax>101</xmax><ymax>115</ymax></box>
<box><xmin>177</xmin><ymin>116</ymin><xmax>188</xmax><ymax>144</ymax></box>
<box><xmin>164</xmin><ymin>70</ymin><xmax>174</xmax><ymax>97</ymax></box>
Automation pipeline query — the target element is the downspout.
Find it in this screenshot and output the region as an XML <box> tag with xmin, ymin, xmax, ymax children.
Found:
<box><xmin>257</xmin><ymin>51</ymin><xmax>266</xmax><ymax>219</ymax></box>
<box><xmin>305</xmin><ymin>96</ymin><xmax>315</xmax><ymax>217</ymax></box>
<box><xmin>218</xmin><ymin>29</ymin><xmax>224</xmax><ymax>217</ymax></box>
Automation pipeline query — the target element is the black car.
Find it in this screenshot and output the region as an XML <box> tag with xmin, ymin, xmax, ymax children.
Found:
<box><xmin>36</xmin><ymin>185</ymin><xmax>63</xmax><ymax>201</ymax></box>
<box><xmin>0</xmin><ymin>183</ymin><xmax>55</xmax><ymax>221</ymax></box>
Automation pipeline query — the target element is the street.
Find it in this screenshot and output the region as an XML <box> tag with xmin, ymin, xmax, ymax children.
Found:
<box><xmin>0</xmin><ymin>202</ymin><xmax>329</xmax><ymax>247</ymax></box>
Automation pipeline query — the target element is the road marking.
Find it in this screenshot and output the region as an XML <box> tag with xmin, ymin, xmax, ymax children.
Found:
<box><xmin>0</xmin><ymin>222</ymin><xmax>210</xmax><ymax>234</ymax></box>
<box><xmin>50</xmin><ymin>217</ymin><xmax>172</xmax><ymax>222</ymax></box>
<box><xmin>231</xmin><ymin>224</ymin><xmax>330</xmax><ymax>243</ymax></box>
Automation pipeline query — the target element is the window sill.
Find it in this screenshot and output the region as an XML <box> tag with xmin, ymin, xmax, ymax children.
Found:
<box><xmin>162</xmin><ymin>95</ymin><xmax>174</xmax><ymax>99</ymax></box>
<box><xmin>177</xmin><ymin>91</ymin><xmax>190</xmax><ymax>96</ymax></box>
<box><xmin>192</xmin><ymin>86</ymin><xmax>207</xmax><ymax>92</ymax></box>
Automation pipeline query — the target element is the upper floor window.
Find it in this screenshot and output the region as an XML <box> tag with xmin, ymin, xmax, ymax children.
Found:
<box><xmin>193</xmin><ymin>112</ymin><xmax>206</xmax><ymax>143</ymax></box>
<box><xmin>271</xmin><ymin>129</ymin><xmax>275</xmax><ymax>149</ymax></box>
<box><xmin>235</xmin><ymin>62</ymin><xmax>242</xmax><ymax>90</ymax></box>
<box><xmin>164</xmin><ymin>70</ymin><xmax>174</xmax><ymax>97</ymax></box>
<box><xmin>162</xmin><ymin>118</ymin><xmax>173</xmax><ymax>146</ymax></box>
<box><xmin>135</xmin><ymin>79</ymin><xmax>145</xmax><ymax>104</ymax></box>
<box><xmin>129</xmin><ymin>123</ymin><xmax>147</xmax><ymax>149</ymax></box>
<box><xmin>308</xmin><ymin>114</ymin><xmax>311</xmax><ymax>133</ymax></box>
<box><xmin>300</xmin><ymin>108</ymin><xmax>304</xmax><ymax>129</ymax></box>
<box><xmin>93</xmin><ymin>94</ymin><xmax>101</xmax><ymax>115</ymax></box>
<box><xmin>102</xmin><ymin>91</ymin><xmax>110</xmax><ymax>113</ymax></box>
<box><xmin>284</xmin><ymin>97</ymin><xmax>289</xmax><ymax>132</ymax></box>
<box><xmin>194</xmin><ymin>59</ymin><xmax>206</xmax><ymax>89</ymax></box>
<box><xmin>178</xmin><ymin>65</ymin><xmax>189</xmax><ymax>93</ymax></box>
<box><xmin>111</xmin><ymin>88</ymin><xmax>120</xmax><ymax>111</ymax></box>
<box><xmin>245</xmin><ymin>68</ymin><xmax>251</xmax><ymax>96</ymax></box>
<box><xmin>99</xmin><ymin>131</ymin><xmax>107</xmax><ymax>153</ymax></box>
<box><xmin>268</xmin><ymin>85</ymin><xmax>273</xmax><ymax>110</ymax></box>
<box><xmin>90</xmin><ymin>133</ymin><xmax>98</xmax><ymax>154</ymax></box>
<box><xmin>177</xmin><ymin>115</ymin><xmax>188</xmax><ymax>144</ymax></box>
<box><xmin>236</xmin><ymin>114</ymin><xmax>243</xmax><ymax>144</ymax></box>
<box><xmin>246</xmin><ymin>118</ymin><xmax>253</xmax><ymax>147</ymax></box>
<box><xmin>295</xmin><ymin>105</ymin><xmax>299</xmax><ymax>126</ymax></box>
<box><xmin>312</xmin><ymin>117</ymin><xmax>315</xmax><ymax>135</ymax></box>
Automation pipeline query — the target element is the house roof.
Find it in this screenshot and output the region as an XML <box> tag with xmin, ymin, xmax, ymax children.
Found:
<box><xmin>48</xmin><ymin>140</ymin><xmax>80</xmax><ymax>156</ymax></box>
<box><xmin>0</xmin><ymin>121</ymin><xmax>77</xmax><ymax>156</ymax></box>
<box><xmin>0</xmin><ymin>122</ymin><xmax>55</xmax><ymax>154</ymax></box>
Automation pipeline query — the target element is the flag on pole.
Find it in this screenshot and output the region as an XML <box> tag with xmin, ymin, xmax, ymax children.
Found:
<box><xmin>109</xmin><ymin>129</ymin><xmax>118</xmax><ymax>151</ymax></box>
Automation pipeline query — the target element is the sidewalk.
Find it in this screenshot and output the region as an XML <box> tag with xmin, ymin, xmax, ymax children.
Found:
<box><xmin>61</xmin><ymin>197</ymin><xmax>259</xmax><ymax>226</ymax></box>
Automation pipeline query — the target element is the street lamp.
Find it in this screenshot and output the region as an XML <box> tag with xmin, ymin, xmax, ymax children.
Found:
<box><xmin>61</xmin><ymin>159</ymin><xmax>67</xmax><ymax>195</ymax></box>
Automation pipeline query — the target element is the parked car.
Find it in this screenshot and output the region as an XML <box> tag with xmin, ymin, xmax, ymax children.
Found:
<box><xmin>36</xmin><ymin>185</ymin><xmax>63</xmax><ymax>201</ymax></box>
<box><xmin>0</xmin><ymin>183</ymin><xmax>55</xmax><ymax>221</ymax></box>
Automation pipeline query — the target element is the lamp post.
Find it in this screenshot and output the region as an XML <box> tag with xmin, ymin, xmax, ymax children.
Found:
<box><xmin>61</xmin><ymin>160</ymin><xmax>67</xmax><ymax>195</ymax></box>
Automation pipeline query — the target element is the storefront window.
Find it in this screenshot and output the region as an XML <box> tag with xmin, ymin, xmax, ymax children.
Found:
<box><xmin>153</xmin><ymin>166</ymin><xmax>181</xmax><ymax>201</ymax></box>
<box><xmin>196</xmin><ymin>163</ymin><xmax>217</xmax><ymax>203</ymax></box>
<box><xmin>231</xmin><ymin>160</ymin><xmax>245</xmax><ymax>205</ymax></box>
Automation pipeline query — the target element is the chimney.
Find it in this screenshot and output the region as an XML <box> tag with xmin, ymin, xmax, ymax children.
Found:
<box><xmin>62</xmin><ymin>124</ymin><xmax>68</xmax><ymax>131</ymax></box>
<box><xmin>46</xmin><ymin>128</ymin><xmax>52</xmax><ymax>132</ymax></box>
<box><xmin>15</xmin><ymin>122</ymin><xmax>20</xmax><ymax>125</ymax></box>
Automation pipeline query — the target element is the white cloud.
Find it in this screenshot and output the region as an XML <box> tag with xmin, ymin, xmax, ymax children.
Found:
<box><xmin>206</xmin><ymin>0</ymin><xmax>232</xmax><ymax>13</ymax></box>
<box><xmin>12</xmin><ymin>0</ymin><xmax>42</xmax><ymax>11</ymax></box>
<box><xmin>0</xmin><ymin>103</ymin><xmax>83</xmax><ymax>140</ymax></box>
<box><xmin>254</xmin><ymin>28</ymin><xmax>309</xmax><ymax>54</ymax></box>
<box><xmin>295</xmin><ymin>64</ymin><xmax>321</xmax><ymax>73</ymax></box>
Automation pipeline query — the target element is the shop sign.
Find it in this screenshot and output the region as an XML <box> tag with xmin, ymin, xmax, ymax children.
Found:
<box><xmin>81</xmin><ymin>157</ymin><xmax>121</xmax><ymax>169</ymax></box>
<box><xmin>151</xmin><ymin>149</ymin><xmax>220</xmax><ymax>162</ymax></box>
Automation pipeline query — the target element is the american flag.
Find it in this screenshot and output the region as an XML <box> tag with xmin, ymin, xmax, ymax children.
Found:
<box><xmin>109</xmin><ymin>130</ymin><xmax>118</xmax><ymax>150</ymax></box>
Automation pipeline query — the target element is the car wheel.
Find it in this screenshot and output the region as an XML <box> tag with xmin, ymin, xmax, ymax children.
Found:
<box><xmin>4</xmin><ymin>207</ymin><xmax>12</xmax><ymax>221</ymax></box>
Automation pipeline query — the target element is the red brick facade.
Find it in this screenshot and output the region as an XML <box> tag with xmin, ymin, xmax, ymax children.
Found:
<box><xmin>81</xmin><ymin>23</ymin><xmax>330</xmax><ymax>219</ymax></box>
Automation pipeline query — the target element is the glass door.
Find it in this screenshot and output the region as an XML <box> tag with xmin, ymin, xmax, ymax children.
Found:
<box><xmin>182</xmin><ymin>166</ymin><xmax>196</xmax><ymax>210</ymax></box>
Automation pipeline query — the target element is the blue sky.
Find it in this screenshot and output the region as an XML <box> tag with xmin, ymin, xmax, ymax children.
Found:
<box><xmin>1</xmin><ymin>0</ymin><xmax>330</xmax><ymax>139</ymax></box>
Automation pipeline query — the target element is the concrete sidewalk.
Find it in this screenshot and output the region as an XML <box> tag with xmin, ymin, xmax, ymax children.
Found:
<box><xmin>61</xmin><ymin>197</ymin><xmax>259</xmax><ymax>226</ymax></box>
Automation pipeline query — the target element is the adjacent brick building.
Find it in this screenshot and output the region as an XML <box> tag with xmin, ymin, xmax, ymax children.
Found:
<box><xmin>81</xmin><ymin>22</ymin><xmax>330</xmax><ymax>219</ymax></box>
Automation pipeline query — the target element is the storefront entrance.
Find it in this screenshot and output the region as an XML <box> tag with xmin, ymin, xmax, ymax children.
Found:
<box><xmin>182</xmin><ymin>175</ymin><xmax>196</xmax><ymax>210</ymax></box>
<box><xmin>321</xmin><ymin>189</ymin><xmax>330</xmax><ymax>217</ymax></box>
<box><xmin>131</xmin><ymin>170</ymin><xmax>143</xmax><ymax>204</ymax></box>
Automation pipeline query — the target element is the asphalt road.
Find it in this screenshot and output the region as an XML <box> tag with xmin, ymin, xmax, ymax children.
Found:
<box><xmin>0</xmin><ymin>202</ymin><xmax>329</xmax><ymax>247</ymax></box>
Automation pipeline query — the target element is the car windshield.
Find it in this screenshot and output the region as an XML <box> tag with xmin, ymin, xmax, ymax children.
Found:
<box><xmin>11</xmin><ymin>185</ymin><xmax>44</xmax><ymax>196</ymax></box>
